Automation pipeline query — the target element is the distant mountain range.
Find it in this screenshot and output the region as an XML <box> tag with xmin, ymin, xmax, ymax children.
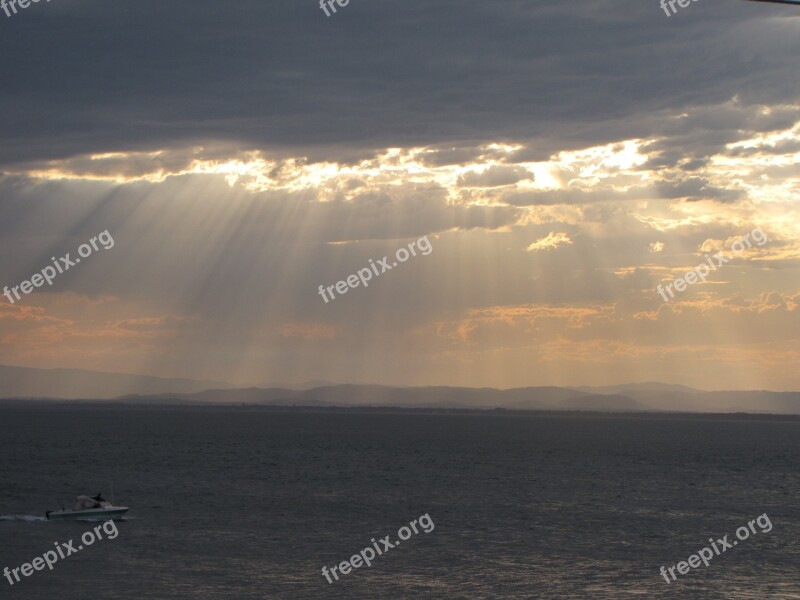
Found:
<box><xmin>2</xmin><ymin>365</ymin><xmax>799</xmax><ymax>414</ymax></box>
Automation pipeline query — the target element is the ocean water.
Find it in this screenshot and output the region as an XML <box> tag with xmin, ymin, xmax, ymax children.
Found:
<box><xmin>0</xmin><ymin>406</ymin><xmax>798</xmax><ymax>599</ymax></box>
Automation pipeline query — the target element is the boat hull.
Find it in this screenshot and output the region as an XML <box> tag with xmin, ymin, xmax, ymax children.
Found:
<box><xmin>46</xmin><ymin>507</ymin><xmax>129</xmax><ymax>521</ymax></box>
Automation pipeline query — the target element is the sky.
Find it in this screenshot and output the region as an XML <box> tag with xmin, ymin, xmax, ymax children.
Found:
<box><xmin>0</xmin><ymin>0</ymin><xmax>798</xmax><ymax>391</ymax></box>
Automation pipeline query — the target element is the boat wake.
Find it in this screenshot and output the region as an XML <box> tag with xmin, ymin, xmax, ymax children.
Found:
<box><xmin>0</xmin><ymin>515</ymin><xmax>47</xmax><ymax>522</ymax></box>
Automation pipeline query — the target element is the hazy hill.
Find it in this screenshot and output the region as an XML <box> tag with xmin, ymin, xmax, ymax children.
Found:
<box><xmin>0</xmin><ymin>364</ymin><xmax>233</xmax><ymax>399</ymax></box>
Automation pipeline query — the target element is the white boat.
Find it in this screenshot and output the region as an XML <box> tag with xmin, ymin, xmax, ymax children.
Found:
<box><xmin>46</xmin><ymin>494</ymin><xmax>129</xmax><ymax>521</ymax></box>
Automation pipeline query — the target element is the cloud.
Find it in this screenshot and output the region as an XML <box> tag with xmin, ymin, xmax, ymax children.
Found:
<box><xmin>0</xmin><ymin>294</ymin><xmax>193</xmax><ymax>366</ymax></box>
<box><xmin>457</xmin><ymin>165</ymin><xmax>534</xmax><ymax>188</ymax></box>
<box><xmin>0</xmin><ymin>0</ymin><xmax>798</xmax><ymax>165</ymax></box>
<box><xmin>526</xmin><ymin>232</ymin><xmax>573</xmax><ymax>252</ymax></box>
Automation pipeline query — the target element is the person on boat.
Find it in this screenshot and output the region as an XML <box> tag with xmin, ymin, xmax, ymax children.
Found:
<box><xmin>92</xmin><ymin>493</ymin><xmax>106</xmax><ymax>503</ymax></box>
<box><xmin>74</xmin><ymin>495</ymin><xmax>97</xmax><ymax>510</ymax></box>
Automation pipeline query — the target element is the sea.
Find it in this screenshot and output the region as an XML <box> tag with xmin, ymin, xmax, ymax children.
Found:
<box><xmin>0</xmin><ymin>405</ymin><xmax>798</xmax><ymax>599</ymax></box>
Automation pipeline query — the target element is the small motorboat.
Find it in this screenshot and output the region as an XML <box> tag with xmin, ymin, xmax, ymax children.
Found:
<box><xmin>46</xmin><ymin>493</ymin><xmax>129</xmax><ymax>521</ymax></box>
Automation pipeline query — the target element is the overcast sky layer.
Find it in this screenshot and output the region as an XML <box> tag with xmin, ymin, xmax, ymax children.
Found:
<box><xmin>0</xmin><ymin>0</ymin><xmax>798</xmax><ymax>390</ymax></box>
